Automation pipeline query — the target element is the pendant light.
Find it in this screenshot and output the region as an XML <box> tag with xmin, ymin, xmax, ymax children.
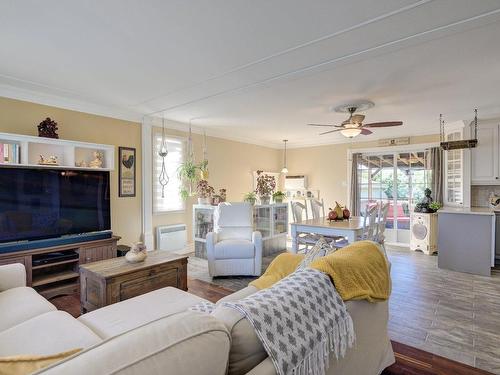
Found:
<box><xmin>281</xmin><ymin>139</ymin><xmax>288</xmax><ymax>174</ymax></box>
<box><xmin>158</xmin><ymin>117</ymin><xmax>169</xmax><ymax>198</ymax></box>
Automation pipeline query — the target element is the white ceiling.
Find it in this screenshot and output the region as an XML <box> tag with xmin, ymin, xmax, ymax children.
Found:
<box><xmin>1</xmin><ymin>0</ymin><xmax>500</xmax><ymax>148</ymax></box>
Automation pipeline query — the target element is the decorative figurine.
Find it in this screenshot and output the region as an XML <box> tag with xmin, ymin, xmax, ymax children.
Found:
<box><xmin>75</xmin><ymin>160</ymin><xmax>88</xmax><ymax>168</ymax></box>
<box><xmin>37</xmin><ymin>117</ymin><xmax>59</xmax><ymax>139</ymax></box>
<box><xmin>415</xmin><ymin>188</ymin><xmax>438</xmax><ymax>213</ymax></box>
<box><xmin>38</xmin><ymin>155</ymin><xmax>58</xmax><ymax>165</ymax></box>
<box><xmin>125</xmin><ymin>242</ymin><xmax>147</xmax><ymax>263</ymax></box>
<box><xmin>89</xmin><ymin>151</ymin><xmax>103</xmax><ymax>168</ymax></box>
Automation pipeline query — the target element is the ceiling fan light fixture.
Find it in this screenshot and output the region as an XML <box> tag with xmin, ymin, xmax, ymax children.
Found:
<box><xmin>340</xmin><ymin>128</ymin><xmax>362</xmax><ymax>138</ymax></box>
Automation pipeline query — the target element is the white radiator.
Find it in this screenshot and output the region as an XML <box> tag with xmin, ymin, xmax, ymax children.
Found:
<box><xmin>156</xmin><ymin>224</ymin><xmax>187</xmax><ymax>251</ymax></box>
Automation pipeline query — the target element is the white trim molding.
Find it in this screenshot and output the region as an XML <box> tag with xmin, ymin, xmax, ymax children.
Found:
<box><xmin>141</xmin><ymin>116</ymin><xmax>154</xmax><ymax>250</ymax></box>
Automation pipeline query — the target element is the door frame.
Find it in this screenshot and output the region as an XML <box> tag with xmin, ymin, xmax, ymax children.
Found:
<box><xmin>346</xmin><ymin>142</ymin><xmax>439</xmax><ymax>246</ymax></box>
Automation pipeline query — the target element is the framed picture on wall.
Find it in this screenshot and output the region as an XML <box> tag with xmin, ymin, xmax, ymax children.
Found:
<box><xmin>119</xmin><ymin>147</ymin><xmax>136</xmax><ymax>197</ymax></box>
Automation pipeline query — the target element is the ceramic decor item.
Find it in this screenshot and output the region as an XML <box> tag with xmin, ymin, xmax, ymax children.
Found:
<box><xmin>125</xmin><ymin>242</ymin><xmax>147</xmax><ymax>263</ymax></box>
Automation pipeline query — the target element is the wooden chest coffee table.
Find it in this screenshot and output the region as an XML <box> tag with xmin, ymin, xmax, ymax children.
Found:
<box><xmin>79</xmin><ymin>251</ymin><xmax>187</xmax><ymax>312</ymax></box>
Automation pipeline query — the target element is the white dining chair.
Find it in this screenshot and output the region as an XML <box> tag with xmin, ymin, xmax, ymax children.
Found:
<box><xmin>375</xmin><ymin>201</ymin><xmax>390</xmax><ymax>249</ymax></box>
<box><xmin>310</xmin><ymin>199</ymin><xmax>326</xmax><ymax>220</ymax></box>
<box><xmin>290</xmin><ymin>201</ymin><xmax>318</xmax><ymax>252</ymax></box>
<box><xmin>361</xmin><ymin>203</ymin><xmax>379</xmax><ymax>241</ymax></box>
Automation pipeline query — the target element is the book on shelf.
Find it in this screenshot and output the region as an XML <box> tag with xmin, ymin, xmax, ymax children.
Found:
<box><xmin>0</xmin><ymin>143</ymin><xmax>21</xmax><ymax>164</ymax></box>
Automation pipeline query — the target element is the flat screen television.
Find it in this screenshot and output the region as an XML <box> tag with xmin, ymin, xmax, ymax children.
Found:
<box><xmin>0</xmin><ymin>168</ymin><xmax>111</xmax><ymax>244</ymax></box>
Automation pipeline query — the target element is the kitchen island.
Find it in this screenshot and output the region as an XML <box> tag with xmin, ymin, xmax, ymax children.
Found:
<box><xmin>437</xmin><ymin>207</ymin><xmax>496</xmax><ymax>276</ymax></box>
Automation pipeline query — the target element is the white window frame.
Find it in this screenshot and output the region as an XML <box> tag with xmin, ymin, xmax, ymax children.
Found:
<box><xmin>152</xmin><ymin>129</ymin><xmax>186</xmax><ymax>214</ymax></box>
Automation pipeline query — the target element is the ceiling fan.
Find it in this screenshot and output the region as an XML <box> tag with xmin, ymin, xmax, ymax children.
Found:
<box><xmin>308</xmin><ymin>104</ymin><xmax>403</xmax><ymax>138</ymax></box>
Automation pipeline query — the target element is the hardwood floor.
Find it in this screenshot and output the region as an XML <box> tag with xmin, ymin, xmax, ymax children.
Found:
<box><xmin>386</xmin><ymin>246</ymin><xmax>500</xmax><ymax>374</ymax></box>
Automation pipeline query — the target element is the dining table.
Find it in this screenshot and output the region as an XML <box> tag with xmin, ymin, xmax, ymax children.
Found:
<box><xmin>290</xmin><ymin>216</ymin><xmax>368</xmax><ymax>253</ymax></box>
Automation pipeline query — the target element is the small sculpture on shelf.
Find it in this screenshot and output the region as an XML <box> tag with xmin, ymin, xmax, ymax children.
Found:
<box><xmin>125</xmin><ymin>242</ymin><xmax>147</xmax><ymax>263</ymax></box>
<box><xmin>414</xmin><ymin>188</ymin><xmax>441</xmax><ymax>213</ymax></box>
<box><xmin>89</xmin><ymin>151</ymin><xmax>104</xmax><ymax>168</ymax></box>
<box><xmin>75</xmin><ymin>160</ymin><xmax>88</xmax><ymax>168</ymax></box>
<box><xmin>38</xmin><ymin>155</ymin><xmax>58</xmax><ymax>165</ymax></box>
<box><xmin>37</xmin><ymin>117</ymin><xmax>59</xmax><ymax>139</ymax></box>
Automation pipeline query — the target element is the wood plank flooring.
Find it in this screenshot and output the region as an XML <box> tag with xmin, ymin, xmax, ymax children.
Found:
<box><xmin>386</xmin><ymin>246</ymin><xmax>500</xmax><ymax>374</ymax></box>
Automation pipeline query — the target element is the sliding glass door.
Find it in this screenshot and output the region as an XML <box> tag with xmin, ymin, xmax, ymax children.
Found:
<box><xmin>357</xmin><ymin>151</ymin><xmax>431</xmax><ymax>245</ymax></box>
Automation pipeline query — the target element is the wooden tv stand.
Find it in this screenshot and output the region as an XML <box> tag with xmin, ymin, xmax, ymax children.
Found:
<box><xmin>0</xmin><ymin>236</ymin><xmax>119</xmax><ymax>299</ymax></box>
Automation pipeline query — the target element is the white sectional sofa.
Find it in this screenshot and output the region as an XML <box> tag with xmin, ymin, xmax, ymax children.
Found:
<box><xmin>0</xmin><ymin>262</ymin><xmax>394</xmax><ymax>375</ymax></box>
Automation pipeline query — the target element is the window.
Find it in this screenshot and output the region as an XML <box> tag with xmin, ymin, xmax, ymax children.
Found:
<box><xmin>153</xmin><ymin>129</ymin><xmax>185</xmax><ymax>213</ymax></box>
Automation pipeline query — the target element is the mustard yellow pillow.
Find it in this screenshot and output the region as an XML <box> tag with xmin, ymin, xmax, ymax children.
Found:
<box><xmin>0</xmin><ymin>348</ymin><xmax>81</xmax><ymax>375</ymax></box>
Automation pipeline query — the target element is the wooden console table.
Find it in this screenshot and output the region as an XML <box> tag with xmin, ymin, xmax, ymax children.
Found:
<box><xmin>79</xmin><ymin>251</ymin><xmax>188</xmax><ymax>312</ymax></box>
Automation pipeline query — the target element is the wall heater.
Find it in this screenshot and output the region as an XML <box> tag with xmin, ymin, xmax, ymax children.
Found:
<box><xmin>156</xmin><ymin>224</ymin><xmax>187</xmax><ymax>252</ymax></box>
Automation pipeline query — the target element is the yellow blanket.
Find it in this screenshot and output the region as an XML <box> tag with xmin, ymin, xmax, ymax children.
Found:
<box><xmin>250</xmin><ymin>252</ymin><xmax>304</xmax><ymax>290</ymax></box>
<box><xmin>250</xmin><ymin>241</ymin><xmax>390</xmax><ymax>302</ymax></box>
<box><xmin>310</xmin><ymin>241</ymin><xmax>391</xmax><ymax>302</ymax></box>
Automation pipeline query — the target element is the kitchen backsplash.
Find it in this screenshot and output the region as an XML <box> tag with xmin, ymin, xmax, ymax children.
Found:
<box><xmin>471</xmin><ymin>185</ymin><xmax>500</xmax><ymax>207</ymax></box>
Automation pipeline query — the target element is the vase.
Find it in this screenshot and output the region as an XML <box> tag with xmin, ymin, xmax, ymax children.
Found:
<box><xmin>245</xmin><ymin>198</ymin><xmax>256</xmax><ymax>205</ymax></box>
<box><xmin>198</xmin><ymin>197</ymin><xmax>210</xmax><ymax>205</ymax></box>
<box><xmin>125</xmin><ymin>250</ymin><xmax>147</xmax><ymax>263</ymax></box>
<box><xmin>274</xmin><ymin>197</ymin><xmax>283</xmax><ymax>203</ymax></box>
<box><xmin>259</xmin><ymin>195</ymin><xmax>271</xmax><ymax>205</ymax></box>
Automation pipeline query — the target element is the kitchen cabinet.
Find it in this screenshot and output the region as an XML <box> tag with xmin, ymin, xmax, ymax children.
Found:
<box><xmin>471</xmin><ymin>121</ymin><xmax>500</xmax><ymax>184</ymax></box>
<box><xmin>443</xmin><ymin>124</ymin><xmax>471</xmax><ymax>207</ymax></box>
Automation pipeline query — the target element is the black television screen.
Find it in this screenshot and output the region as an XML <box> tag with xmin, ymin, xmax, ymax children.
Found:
<box><xmin>0</xmin><ymin>168</ymin><xmax>110</xmax><ymax>243</ymax></box>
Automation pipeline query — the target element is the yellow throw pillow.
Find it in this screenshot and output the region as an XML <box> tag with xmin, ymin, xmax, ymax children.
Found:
<box><xmin>0</xmin><ymin>348</ymin><xmax>81</xmax><ymax>375</ymax></box>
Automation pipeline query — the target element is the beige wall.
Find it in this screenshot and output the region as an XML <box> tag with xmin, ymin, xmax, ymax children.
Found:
<box><xmin>287</xmin><ymin>135</ymin><xmax>440</xmax><ymax>212</ymax></box>
<box><xmin>151</xmin><ymin>127</ymin><xmax>281</xmax><ymax>244</ymax></box>
<box><xmin>0</xmin><ymin>96</ymin><xmax>282</xmax><ymax>247</ymax></box>
<box><xmin>0</xmin><ymin>96</ymin><xmax>143</xmax><ymax>246</ymax></box>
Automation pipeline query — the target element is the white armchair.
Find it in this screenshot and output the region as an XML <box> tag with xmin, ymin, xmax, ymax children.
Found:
<box><xmin>206</xmin><ymin>202</ymin><xmax>262</xmax><ymax>277</ymax></box>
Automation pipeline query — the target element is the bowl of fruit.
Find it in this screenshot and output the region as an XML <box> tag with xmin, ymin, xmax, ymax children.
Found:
<box><xmin>328</xmin><ymin>202</ymin><xmax>350</xmax><ymax>221</ymax></box>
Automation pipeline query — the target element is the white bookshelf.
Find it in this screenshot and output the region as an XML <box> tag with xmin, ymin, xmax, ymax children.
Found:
<box><xmin>0</xmin><ymin>132</ymin><xmax>114</xmax><ymax>171</ymax></box>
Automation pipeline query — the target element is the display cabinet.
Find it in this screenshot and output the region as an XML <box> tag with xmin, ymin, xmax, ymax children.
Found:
<box><xmin>193</xmin><ymin>203</ymin><xmax>288</xmax><ymax>259</ymax></box>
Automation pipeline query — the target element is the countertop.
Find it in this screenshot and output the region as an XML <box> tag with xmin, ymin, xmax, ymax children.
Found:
<box><xmin>437</xmin><ymin>206</ymin><xmax>497</xmax><ymax>216</ymax></box>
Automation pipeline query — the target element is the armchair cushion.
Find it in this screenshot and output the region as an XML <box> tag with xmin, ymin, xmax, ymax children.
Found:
<box><xmin>214</xmin><ymin>240</ymin><xmax>255</xmax><ymax>260</ymax></box>
<box><xmin>0</xmin><ymin>263</ymin><xmax>26</xmax><ymax>292</ymax></box>
<box><xmin>0</xmin><ymin>287</ymin><xmax>56</xmax><ymax>332</ymax></box>
<box><xmin>216</xmin><ymin>227</ymin><xmax>253</xmax><ymax>241</ymax></box>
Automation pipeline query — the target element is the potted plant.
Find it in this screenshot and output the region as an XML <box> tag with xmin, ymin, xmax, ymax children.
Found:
<box><xmin>272</xmin><ymin>191</ymin><xmax>286</xmax><ymax>203</ymax></box>
<box><xmin>178</xmin><ymin>160</ymin><xmax>199</xmax><ymax>199</ymax></box>
<box><xmin>196</xmin><ymin>179</ymin><xmax>214</xmax><ymax>205</ymax></box>
<box><xmin>255</xmin><ymin>170</ymin><xmax>276</xmax><ymax>205</ymax></box>
<box><xmin>429</xmin><ymin>201</ymin><xmax>442</xmax><ymax>213</ymax></box>
<box><xmin>199</xmin><ymin>159</ymin><xmax>209</xmax><ymax>180</ymax></box>
<box><xmin>243</xmin><ymin>192</ymin><xmax>257</xmax><ymax>205</ymax></box>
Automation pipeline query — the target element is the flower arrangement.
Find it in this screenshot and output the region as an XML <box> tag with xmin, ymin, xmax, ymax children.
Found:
<box><xmin>429</xmin><ymin>201</ymin><xmax>442</xmax><ymax>212</ymax></box>
<box><xmin>219</xmin><ymin>188</ymin><xmax>227</xmax><ymax>202</ymax></box>
<box><xmin>255</xmin><ymin>171</ymin><xmax>276</xmax><ymax>196</ymax></box>
<box><xmin>196</xmin><ymin>179</ymin><xmax>215</xmax><ymax>198</ymax></box>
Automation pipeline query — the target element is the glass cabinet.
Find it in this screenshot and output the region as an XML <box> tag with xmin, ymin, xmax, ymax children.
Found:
<box><xmin>193</xmin><ymin>203</ymin><xmax>288</xmax><ymax>258</ymax></box>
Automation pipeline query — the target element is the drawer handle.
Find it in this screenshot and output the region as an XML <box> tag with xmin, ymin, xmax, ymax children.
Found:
<box><xmin>86</xmin><ymin>257</ymin><xmax>91</xmax><ymax>261</ymax></box>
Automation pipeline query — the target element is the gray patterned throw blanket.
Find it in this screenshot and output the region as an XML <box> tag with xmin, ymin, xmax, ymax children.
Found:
<box><xmin>222</xmin><ymin>268</ymin><xmax>355</xmax><ymax>375</ymax></box>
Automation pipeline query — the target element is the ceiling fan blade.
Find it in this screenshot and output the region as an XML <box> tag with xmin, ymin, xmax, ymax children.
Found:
<box><xmin>363</xmin><ymin>121</ymin><xmax>403</xmax><ymax>128</ymax></box>
<box><xmin>351</xmin><ymin>114</ymin><xmax>365</xmax><ymax>123</ymax></box>
<box><xmin>360</xmin><ymin>128</ymin><xmax>373</xmax><ymax>135</ymax></box>
<box><xmin>307</xmin><ymin>123</ymin><xmax>339</xmax><ymax>127</ymax></box>
<box><xmin>319</xmin><ymin>129</ymin><xmax>343</xmax><ymax>135</ymax></box>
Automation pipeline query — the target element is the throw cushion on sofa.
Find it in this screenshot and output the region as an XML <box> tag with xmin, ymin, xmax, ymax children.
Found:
<box><xmin>0</xmin><ymin>348</ymin><xmax>81</xmax><ymax>375</ymax></box>
<box><xmin>296</xmin><ymin>237</ymin><xmax>333</xmax><ymax>270</ymax></box>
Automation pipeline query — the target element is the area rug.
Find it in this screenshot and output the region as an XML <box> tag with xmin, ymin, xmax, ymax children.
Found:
<box><xmin>187</xmin><ymin>252</ymin><xmax>282</xmax><ymax>291</ymax></box>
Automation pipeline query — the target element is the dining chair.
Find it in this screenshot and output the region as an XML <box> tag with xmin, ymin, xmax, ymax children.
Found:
<box><xmin>361</xmin><ymin>203</ymin><xmax>379</xmax><ymax>241</ymax></box>
<box><xmin>290</xmin><ymin>201</ymin><xmax>317</xmax><ymax>252</ymax></box>
<box><xmin>375</xmin><ymin>201</ymin><xmax>390</xmax><ymax>249</ymax></box>
<box><xmin>310</xmin><ymin>199</ymin><xmax>326</xmax><ymax>220</ymax></box>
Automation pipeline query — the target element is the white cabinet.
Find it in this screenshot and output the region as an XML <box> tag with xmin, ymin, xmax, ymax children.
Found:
<box><xmin>471</xmin><ymin>121</ymin><xmax>500</xmax><ymax>184</ymax></box>
<box><xmin>443</xmin><ymin>124</ymin><xmax>470</xmax><ymax>207</ymax></box>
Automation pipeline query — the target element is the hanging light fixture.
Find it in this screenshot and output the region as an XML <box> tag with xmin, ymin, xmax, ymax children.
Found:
<box><xmin>281</xmin><ymin>139</ymin><xmax>288</xmax><ymax>174</ymax></box>
<box><xmin>340</xmin><ymin>124</ymin><xmax>362</xmax><ymax>138</ymax></box>
<box><xmin>158</xmin><ymin>117</ymin><xmax>169</xmax><ymax>198</ymax></box>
